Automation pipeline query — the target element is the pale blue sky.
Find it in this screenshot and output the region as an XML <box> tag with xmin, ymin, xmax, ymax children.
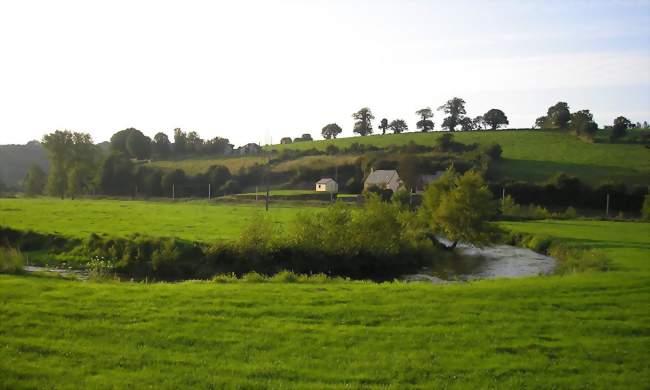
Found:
<box><xmin>0</xmin><ymin>0</ymin><xmax>648</xmax><ymax>146</ymax></box>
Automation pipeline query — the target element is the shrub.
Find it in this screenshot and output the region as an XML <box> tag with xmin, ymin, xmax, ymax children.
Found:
<box><xmin>87</xmin><ymin>256</ymin><xmax>116</xmax><ymax>280</ymax></box>
<box><xmin>270</xmin><ymin>270</ymin><xmax>299</xmax><ymax>283</ymax></box>
<box><xmin>642</xmin><ymin>193</ymin><xmax>650</xmax><ymax>221</ymax></box>
<box><xmin>242</xmin><ymin>271</ymin><xmax>266</xmax><ymax>283</ymax></box>
<box><xmin>563</xmin><ymin>206</ymin><xmax>577</xmax><ymax>219</ymax></box>
<box><xmin>212</xmin><ymin>273</ymin><xmax>238</xmax><ymax>283</ymax></box>
<box><xmin>0</xmin><ymin>247</ymin><xmax>24</xmax><ymax>274</ymax></box>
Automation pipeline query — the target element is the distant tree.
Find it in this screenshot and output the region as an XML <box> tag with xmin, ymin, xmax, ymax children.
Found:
<box><xmin>206</xmin><ymin>165</ymin><xmax>232</xmax><ymax>192</ymax></box>
<box><xmin>173</xmin><ymin>128</ymin><xmax>187</xmax><ymax>155</ymax></box>
<box><xmin>42</xmin><ymin>130</ymin><xmax>95</xmax><ymax>198</ymax></box>
<box><xmin>473</xmin><ymin>116</ymin><xmax>486</xmax><ymax>130</ymax></box>
<box><xmin>643</xmin><ymin>121</ymin><xmax>649</xmax><ymax>129</ymax></box>
<box><xmin>321</xmin><ymin>123</ymin><xmax>342</xmax><ymax>139</ymax></box>
<box><xmin>570</xmin><ymin>110</ymin><xmax>598</xmax><ymax>137</ymax></box>
<box><xmin>126</xmin><ymin>129</ymin><xmax>151</xmax><ymax>160</ymax></box>
<box><xmin>534</xmin><ymin>116</ymin><xmax>549</xmax><ymax>129</ymax></box>
<box><xmin>220</xmin><ymin>179</ymin><xmax>241</xmax><ymax>195</ymax></box>
<box><xmin>611</xmin><ymin>116</ymin><xmax>632</xmax><ymax>141</ymax></box>
<box><xmin>325</xmin><ymin>144</ymin><xmax>340</xmax><ymax>155</ymax></box>
<box><xmin>109</xmin><ymin>129</ymin><xmax>130</xmax><ymax>155</ymax></box>
<box><xmin>152</xmin><ymin>132</ymin><xmax>171</xmax><ymax>160</ymax></box>
<box><xmin>438</xmin><ymin>97</ymin><xmax>467</xmax><ymax>132</ymax></box>
<box><xmin>483</xmin><ymin>109</ymin><xmax>509</xmax><ymax>130</ymax></box>
<box><xmin>459</xmin><ymin>117</ymin><xmax>474</xmax><ymax>131</ymax></box>
<box><xmin>97</xmin><ymin>154</ymin><xmax>134</xmax><ymax>196</ymax></box>
<box><xmin>352</xmin><ymin>107</ymin><xmax>375</xmax><ymax>136</ymax></box>
<box><xmin>389</xmin><ymin>119</ymin><xmax>408</xmax><ymax>134</ymax></box>
<box><xmin>398</xmin><ymin>155</ymin><xmax>418</xmax><ymax>192</ymax></box>
<box><xmin>420</xmin><ymin>169</ymin><xmax>499</xmax><ymax>249</ymax></box>
<box><xmin>379</xmin><ymin>118</ymin><xmax>389</xmax><ymax>135</ymax></box>
<box><xmin>547</xmin><ymin>102</ymin><xmax>571</xmax><ymax>129</ymax></box>
<box><xmin>415</xmin><ymin>108</ymin><xmax>435</xmax><ymax>132</ymax></box>
<box><xmin>161</xmin><ymin>169</ymin><xmax>186</xmax><ymax>197</ymax></box>
<box><xmin>24</xmin><ymin>164</ymin><xmax>47</xmax><ymax>196</ymax></box>
<box><xmin>301</xmin><ymin>133</ymin><xmax>313</xmax><ymax>141</ymax></box>
<box><xmin>186</xmin><ymin>131</ymin><xmax>204</xmax><ymax>154</ymax></box>
<box><xmin>204</xmin><ymin>137</ymin><xmax>231</xmax><ymax>155</ymax></box>
<box><xmin>280</xmin><ymin>137</ymin><xmax>293</xmax><ymax>144</ymax></box>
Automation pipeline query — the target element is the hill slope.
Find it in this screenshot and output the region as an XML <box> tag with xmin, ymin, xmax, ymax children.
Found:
<box><xmin>0</xmin><ymin>142</ymin><xmax>49</xmax><ymax>187</ymax></box>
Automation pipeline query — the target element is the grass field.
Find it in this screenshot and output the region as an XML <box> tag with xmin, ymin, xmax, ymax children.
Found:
<box><xmin>268</xmin><ymin>130</ymin><xmax>650</xmax><ymax>185</ymax></box>
<box><xmin>146</xmin><ymin>155</ymin><xmax>267</xmax><ymax>175</ymax></box>
<box><xmin>1</xmin><ymin>220</ymin><xmax>649</xmax><ymax>388</ymax></box>
<box><xmin>0</xmin><ymin>198</ymin><xmax>315</xmax><ymax>242</ymax></box>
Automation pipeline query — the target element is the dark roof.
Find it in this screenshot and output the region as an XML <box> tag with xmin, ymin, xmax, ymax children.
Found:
<box><xmin>365</xmin><ymin>170</ymin><xmax>399</xmax><ymax>185</ymax></box>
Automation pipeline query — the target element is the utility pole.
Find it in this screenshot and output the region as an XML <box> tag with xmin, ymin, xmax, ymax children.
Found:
<box><xmin>502</xmin><ymin>188</ymin><xmax>505</xmax><ymax>205</ymax></box>
<box><xmin>606</xmin><ymin>193</ymin><xmax>610</xmax><ymax>217</ymax></box>
<box><xmin>208</xmin><ymin>183</ymin><xmax>211</xmax><ymax>200</ymax></box>
<box><xmin>172</xmin><ymin>184</ymin><xmax>175</xmax><ymax>200</ymax></box>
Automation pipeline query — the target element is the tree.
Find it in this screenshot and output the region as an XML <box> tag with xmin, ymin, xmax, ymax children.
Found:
<box><xmin>162</xmin><ymin>169</ymin><xmax>186</xmax><ymax>197</ymax></box>
<box><xmin>420</xmin><ymin>169</ymin><xmax>499</xmax><ymax>249</ymax></box>
<box><xmin>547</xmin><ymin>102</ymin><xmax>571</xmax><ymax>129</ymax></box>
<box><xmin>438</xmin><ymin>97</ymin><xmax>467</xmax><ymax>131</ymax></box>
<box><xmin>483</xmin><ymin>109</ymin><xmax>509</xmax><ymax>130</ymax></box>
<box><xmin>379</xmin><ymin>119</ymin><xmax>389</xmax><ymax>135</ymax></box>
<box><xmin>152</xmin><ymin>132</ymin><xmax>171</xmax><ymax>160</ymax></box>
<box><xmin>611</xmin><ymin>116</ymin><xmax>632</xmax><ymax>140</ymax></box>
<box><xmin>24</xmin><ymin>164</ymin><xmax>47</xmax><ymax>196</ymax></box>
<box><xmin>459</xmin><ymin>117</ymin><xmax>474</xmax><ymax>131</ymax></box>
<box><xmin>570</xmin><ymin>110</ymin><xmax>598</xmax><ymax>137</ymax></box>
<box><xmin>126</xmin><ymin>129</ymin><xmax>151</xmax><ymax>160</ymax></box>
<box><xmin>321</xmin><ymin>123</ymin><xmax>342</xmax><ymax>139</ymax></box>
<box><xmin>173</xmin><ymin>128</ymin><xmax>187</xmax><ymax>155</ymax></box>
<box><xmin>186</xmin><ymin>131</ymin><xmax>204</xmax><ymax>153</ymax></box>
<box><xmin>206</xmin><ymin>165</ymin><xmax>232</xmax><ymax>192</ymax></box>
<box><xmin>352</xmin><ymin>107</ymin><xmax>374</xmax><ymax>136</ymax></box>
<box><xmin>97</xmin><ymin>154</ymin><xmax>134</xmax><ymax>196</ymax></box>
<box><xmin>415</xmin><ymin>108</ymin><xmax>434</xmax><ymax>132</ymax></box>
<box><xmin>534</xmin><ymin>116</ymin><xmax>549</xmax><ymax>129</ymax></box>
<box><xmin>389</xmin><ymin>119</ymin><xmax>408</xmax><ymax>134</ymax></box>
<box><xmin>301</xmin><ymin>133</ymin><xmax>313</xmax><ymax>141</ymax></box>
<box><xmin>280</xmin><ymin>137</ymin><xmax>292</xmax><ymax>144</ymax></box>
<box><xmin>473</xmin><ymin>116</ymin><xmax>486</xmax><ymax>130</ymax></box>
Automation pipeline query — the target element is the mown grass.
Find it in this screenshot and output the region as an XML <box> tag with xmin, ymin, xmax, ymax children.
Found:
<box><xmin>0</xmin><ymin>220</ymin><xmax>649</xmax><ymax>388</ymax></box>
<box><xmin>0</xmin><ymin>198</ymin><xmax>316</xmax><ymax>242</ymax></box>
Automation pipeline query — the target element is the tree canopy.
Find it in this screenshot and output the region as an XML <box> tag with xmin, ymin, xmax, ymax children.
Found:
<box><xmin>483</xmin><ymin>109</ymin><xmax>509</xmax><ymax>130</ymax></box>
<box><xmin>438</xmin><ymin>98</ymin><xmax>467</xmax><ymax>132</ymax></box>
<box><xmin>611</xmin><ymin>116</ymin><xmax>632</xmax><ymax>140</ymax></box>
<box><xmin>321</xmin><ymin>123</ymin><xmax>342</xmax><ymax>139</ymax></box>
<box><xmin>379</xmin><ymin>118</ymin><xmax>389</xmax><ymax>135</ymax></box>
<box><xmin>415</xmin><ymin>108</ymin><xmax>434</xmax><ymax>132</ymax></box>
<box><xmin>389</xmin><ymin>119</ymin><xmax>408</xmax><ymax>134</ymax></box>
<box><xmin>352</xmin><ymin>107</ymin><xmax>375</xmax><ymax>136</ymax></box>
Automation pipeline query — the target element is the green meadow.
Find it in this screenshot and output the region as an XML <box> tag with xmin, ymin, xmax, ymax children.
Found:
<box><xmin>0</xmin><ymin>198</ymin><xmax>314</xmax><ymax>242</ymax></box>
<box><xmin>1</xmin><ymin>219</ymin><xmax>649</xmax><ymax>388</ymax></box>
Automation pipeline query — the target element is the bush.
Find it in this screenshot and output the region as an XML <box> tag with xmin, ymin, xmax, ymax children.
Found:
<box><xmin>212</xmin><ymin>273</ymin><xmax>238</xmax><ymax>283</ymax></box>
<box><xmin>270</xmin><ymin>270</ymin><xmax>299</xmax><ymax>283</ymax></box>
<box><xmin>0</xmin><ymin>247</ymin><xmax>24</xmax><ymax>274</ymax></box>
<box><xmin>242</xmin><ymin>271</ymin><xmax>267</xmax><ymax>283</ymax></box>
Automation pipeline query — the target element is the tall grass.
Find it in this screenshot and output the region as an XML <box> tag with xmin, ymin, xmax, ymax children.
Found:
<box><xmin>0</xmin><ymin>247</ymin><xmax>24</xmax><ymax>274</ymax></box>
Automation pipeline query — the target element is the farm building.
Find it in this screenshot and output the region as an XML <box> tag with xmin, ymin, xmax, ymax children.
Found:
<box><xmin>238</xmin><ymin>143</ymin><xmax>262</xmax><ymax>155</ymax></box>
<box><xmin>315</xmin><ymin>178</ymin><xmax>338</xmax><ymax>193</ymax></box>
<box><xmin>416</xmin><ymin>171</ymin><xmax>445</xmax><ymax>192</ymax></box>
<box><xmin>364</xmin><ymin>169</ymin><xmax>402</xmax><ymax>192</ymax></box>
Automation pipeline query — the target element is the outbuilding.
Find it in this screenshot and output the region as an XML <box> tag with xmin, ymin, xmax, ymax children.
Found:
<box><xmin>315</xmin><ymin>178</ymin><xmax>338</xmax><ymax>193</ymax></box>
<box><xmin>364</xmin><ymin>169</ymin><xmax>402</xmax><ymax>193</ymax></box>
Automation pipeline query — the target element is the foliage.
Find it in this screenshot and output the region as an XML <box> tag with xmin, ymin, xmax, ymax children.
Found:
<box><xmin>611</xmin><ymin>116</ymin><xmax>632</xmax><ymax>141</ymax></box>
<box><xmin>483</xmin><ymin>109</ymin><xmax>509</xmax><ymax>130</ymax></box>
<box><xmin>642</xmin><ymin>192</ymin><xmax>650</xmax><ymax>221</ymax></box>
<box><xmin>0</xmin><ymin>247</ymin><xmax>24</xmax><ymax>274</ymax></box>
<box><xmin>570</xmin><ymin>110</ymin><xmax>598</xmax><ymax>138</ymax></box>
<box><xmin>23</xmin><ymin>164</ymin><xmax>47</xmax><ymax>196</ymax></box>
<box><xmin>352</xmin><ymin>107</ymin><xmax>374</xmax><ymax>136</ymax></box>
<box><xmin>321</xmin><ymin>123</ymin><xmax>342</xmax><ymax>139</ymax></box>
<box><xmin>378</xmin><ymin>118</ymin><xmax>389</xmax><ymax>135</ymax></box>
<box><xmin>415</xmin><ymin>107</ymin><xmax>434</xmax><ymax>132</ymax></box>
<box><xmin>421</xmin><ymin>169</ymin><xmax>499</xmax><ymax>247</ymax></box>
<box><xmin>42</xmin><ymin>130</ymin><xmax>97</xmax><ymax>198</ymax></box>
<box><xmin>389</xmin><ymin>119</ymin><xmax>408</xmax><ymax>134</ymax></box>
<box><xmin>438</xmin><ymin>97</ymin><xmax>467</xmax><ymax>131</ymax></box>
<box><xmin>152</xmin><ymin>132</ymin><xmax>172</xmax><ymax>159</ymax></box>
<box><xmin>547</xmin><ymin>101</ymin><xmax>571</xmax><ymax>129</ymax></box>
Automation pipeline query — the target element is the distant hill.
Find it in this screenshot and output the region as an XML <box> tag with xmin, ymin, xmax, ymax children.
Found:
<box><xmin>0</xmin><ymin>141</ymin><xmax>49</xmax><ymax>188</ymax></box>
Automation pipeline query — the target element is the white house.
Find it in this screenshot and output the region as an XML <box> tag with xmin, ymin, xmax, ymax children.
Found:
<box><xmin>364</xmin><ymin>170</ymin><xmax>402</xmax><ymax>192</ymax></box>
<box><xmin>315</xmin><ymin>178</ymin><xmax>338</xmax><ymax>193</ymax></box>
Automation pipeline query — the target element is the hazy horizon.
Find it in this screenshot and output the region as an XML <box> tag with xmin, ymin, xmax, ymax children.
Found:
<box><xmin>1</xmin><ymin>0</ymin><xmax>649</xmax><ymax>147</ymax></box>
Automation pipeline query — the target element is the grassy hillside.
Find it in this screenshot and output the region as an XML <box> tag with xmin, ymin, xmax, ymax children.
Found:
<box><xmin>145</xmin><ymin>130</ymin><xmax>650</xmax><ymax>186</ymax></box>
<box><xmin>271</xmin><ymin>130</ymin><xmax>650</xmax><ymax>185</ymax></box>
<box><xmin>0</xmin><ymin>142</ymin><xmax>49</xmax><ymax>187</ymax></box>
<box><xmin>147</xmin><ymin>155</ymin><xmax>267</xmax><ymax>175</ymax></box>
<box><xmin>1</xmin><ymin>220</ymin><xmax>648</xmax><ymax>388</ymax></box>
<box><xmin>0</xmin><ymin>198</ymin><xmax>315</xmax><ymax>242</ymax></box>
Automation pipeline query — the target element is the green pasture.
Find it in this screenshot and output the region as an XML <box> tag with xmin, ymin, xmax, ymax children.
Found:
<box><xmin>0</xmin><ymin>219</ymin><xmax>649</xmax><ymax>388</ymax></box>
<box><xmin>0</xmin><ymin>198</ymin><xmax>315</xmax><ymax>243</ymax></box>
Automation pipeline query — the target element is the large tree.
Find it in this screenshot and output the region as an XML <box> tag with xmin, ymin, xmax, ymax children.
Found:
<box><xmin>483</xmin><ymin>109</ymin><xmax>509</xmax><ymax>130</ymax></box>
<box><xmin>570</xmin><ymin>110</ymin><xmax>598</xmax><ymax>137</ymax></box>
<box><xmin>321</xmin><ymin>123</ymin><xmax>342</xmax><ymax>139</ymax></box>
<box><xmin>42</xmin><ymin>130</ymin><xmax>95</xmax><ymax>198</ymax></box>
<box><xmin>611</xmin><ymin>116</ymin><xmax>632</xmax><ymax>140</ymax></box>
<box><xmin>24</xmin><ymin>164</ymin><xmax>47</xmax><ymax>196</ymax></box>
<box><xmin>438</xmin><ymin>97</ymin><xmax>467</xmax><ymax>132</ymax></box>
<box><xmin>389</xmin><ymin>119</ymin><xmax>408</xmax><ymax>134</ymax></box>
<box><xmin>420</xmin><ymin>169</ymin><xmax>499</xmax><ymax>249</ymax></box>
<box><xmin>352</xmin><ymin>107</ymin><xmax>375</xmax><ymax>136</ymax></box>
<box><xmin>473</xmin><ymin>116</ymin><xmax>486</xmax><ymax>130</ymax></box>
<box><xmin>459</xmin><ymin>117</ymin><xmax>474</xmax><ymax>131</ymax></box>
<box><xmin>173</xmin><ymin>128</ymin><xmax>187</xmax><ymax>155</ymax></box>
<box><xmin>547</xmin><ymin>102</ymin><xmax>571</xmax><ymax>129</ymax></box>
<box><xmin>126</xmin><ymin>129</ymin><xmax>152</xmax><ymax>160</ymax></box>
<box><xmin>415</xmin><ymin>108</ymin><xmax>434</xmax><ymax>132</ymax></box>
<box><xmin>379</xmin><ymin>118</ymin><xmax>389</xmax><ymax>135</ymax></box>
<box><xmin>152</xmin><ymin>132</ymin><xmax>172</xmax><ymax>160</ymax></box>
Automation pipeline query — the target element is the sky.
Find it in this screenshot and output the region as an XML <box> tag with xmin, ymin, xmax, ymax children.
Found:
<box><xmin>0</xmin><ymin>0</ymin><xmax>649</xmax><ymax>146</ymax></box>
